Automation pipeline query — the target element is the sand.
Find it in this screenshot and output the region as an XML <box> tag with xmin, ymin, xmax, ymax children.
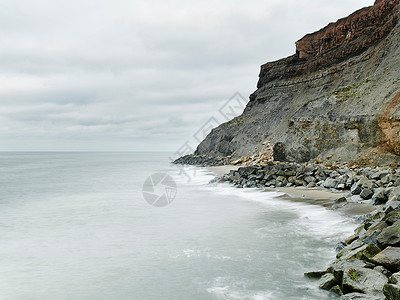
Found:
<box><xmin>207</xmin><ymin>165</ymin><xmax>240</xmax><ymax>177</ymax></box>
<box><xmin>207</xmin><ymin>166</ymin><xmax>377</xmax><ymax>217</ymax></box>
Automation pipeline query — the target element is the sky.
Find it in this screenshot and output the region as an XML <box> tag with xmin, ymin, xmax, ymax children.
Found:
<box><xmin>0</xmin><ymin>0</ymin><xmax>374</xmax><ymax>152</ymax></box>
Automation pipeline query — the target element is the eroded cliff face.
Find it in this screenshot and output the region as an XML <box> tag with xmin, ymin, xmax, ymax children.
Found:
<box><xmin>195</xmin><ymin>0</ymin><xmax>400</xmax><ymax>164</ymax></box>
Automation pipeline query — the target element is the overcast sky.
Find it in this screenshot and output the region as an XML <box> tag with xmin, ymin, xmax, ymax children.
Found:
<box><xmin>0</xmin><ymin>0</ymin><xmax>374</xmax><ymax>152</ymax></box>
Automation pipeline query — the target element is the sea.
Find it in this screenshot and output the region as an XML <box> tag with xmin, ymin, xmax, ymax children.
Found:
<box><xmin>0</xmin><ymin>152</ymin><xmax>356</xmax><ymax>300</ymax></box>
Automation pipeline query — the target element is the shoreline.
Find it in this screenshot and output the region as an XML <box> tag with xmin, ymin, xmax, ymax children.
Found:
<box><xmin>196</xmin><ymin>160</ymin><xmax>400</xmax><ymax>299</ymax></box>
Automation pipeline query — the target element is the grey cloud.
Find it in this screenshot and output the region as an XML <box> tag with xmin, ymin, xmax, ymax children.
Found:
<box><xmin>0</xmin><ymin>0</ymin><xmax>374</xmax><ymax>151</ymax></box>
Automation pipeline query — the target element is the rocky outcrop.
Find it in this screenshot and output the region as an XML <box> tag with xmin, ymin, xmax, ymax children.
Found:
<box><xmin>194</xmin><ymin>0</ymin><xmax>400</xmax><ymax>165</ymax></box>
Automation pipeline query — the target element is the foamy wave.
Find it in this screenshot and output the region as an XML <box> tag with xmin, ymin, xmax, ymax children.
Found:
<box><xmin>207</xmin><ymin>277</ymin><xmax>276</xmax><ymax>300</ymax></box>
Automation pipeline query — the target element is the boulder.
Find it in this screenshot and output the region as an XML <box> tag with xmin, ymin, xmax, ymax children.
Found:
<box><xmin>318</xmin><ymin>273</ymin><xmax>338</xmax><ymax>290</ymax></box>
<box><xmin>371</xmin><ymin>171</ymin><xmax>389</xmax><ymax>180</ymax></box>
<box><xmin>238</xmin><ymin>166</ymin><xmax>257</xmax><ymax>177</ymax></box>
<box><xmin>351</xmin><ymin>184</ymin><xmax>362</xmax><ymax>195</ymax></box>
<box><xmin>342</xmin><ymin>267</ymin><xmax>388</xmax><ymax>294</ymax></box>
<box><xmin>360</xmin><ymin>189</ymin><xmax>374</xmax><ymax>200</ymax></box>
<box><xmin>371</xmin><ymin>247</ymin><xmax>400</xmax><ymax>272</ymax></box>
<box><xmin>389</xmin><ymin>272</ymin><xmax>400</xmax><ymax>284</ymax></box>
<box><xmin>304</xmin><ymin>270</ymin><xmax>327</xmax><ymax>279</ymax></box>
<box><xmin>376</xmin><ymin>222</ymin><xmax>400</xmax><ymax>247</ymax></box>
<box><xmin>307</xmin><ymin>182</ymin><xmax>317</xmax><ymax>188</ymax></box>
<box><xmin>334</xmin><ymin>197</ymin><xmax>348</xmax><ymax>204</ymax></box>
<box><xmin>384</xmin><ymin>201</ymin><xmax>400</xmax><ymax>213</ymax></box>
<box><xmin>339</xmin><ymin>244</ymin><xmax>381</xmax><ymax>261</ymax></box>
<box><xmin>362</xmin><ymin>231</ymin><xmax>381</xmax><ymax>245</ymax></box>
<box><xmin>383</xmin><ymin>283</ymin><xmax>400</xmax><ymax>300</ymax></box>
<box><xmin>372</xmin><ymin>188</ymin><xmax>388</xmax><ymax>205</ymax></box>
<box><xmin>388</xmin><ymin>186</ymin><xmax>400</xmax><ymax>201</ymax></box>
<box><xmin>329</xmin><ymin>259</ymin><xmax>368</xmax><ymax>281</ymax></box>
<box><xmin>304</xmin><ymin>176</ymin><xmax>316</xmax><ymax>183</ymax></box>
<box><xmin>393</xmin><ymin>178</ymin><xmax>400</xmax><ymax>187</ymax></box>
<box><xmin>340</xmin><ymin>293</ymin><xmax>383</xmax><ymax>300</ymax></box>
<box><xmin>357</xmin><ymin>176</ymin><xmax>374</xmax><ymax>190</ymax></box>
<box><xmin>382</xmin><ymin>212</ymin><xmax>400</xmax><ymax>226</ymax></box>
<box><xmin>324</xmin><ymin>178</ymin><xmax>338</xmax><ymax>189</ymax></box>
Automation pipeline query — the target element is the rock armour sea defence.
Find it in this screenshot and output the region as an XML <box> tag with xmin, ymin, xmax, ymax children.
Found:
<box><xmin>194</xmin><ymin>0</ymin><xmax>400</xmax><ymax>165</ymax></box>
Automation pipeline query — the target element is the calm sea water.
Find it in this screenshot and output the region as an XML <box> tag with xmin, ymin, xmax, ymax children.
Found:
<box><xmin>0</xmin><ymin>152</ymin><xmax>355</xmax><ymax>300</ymax></box>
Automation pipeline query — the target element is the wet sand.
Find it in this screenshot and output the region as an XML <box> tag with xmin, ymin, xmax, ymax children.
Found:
<box><xmin>207</xmin><ymin>165</ymin><xmax>240</xmax><ymax>176</ymax></box>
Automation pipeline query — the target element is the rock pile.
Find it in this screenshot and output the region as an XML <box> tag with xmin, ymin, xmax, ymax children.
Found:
<box><xmin>309</xmin><ymin>201</ymin><xmax>400</xmax><ymax>299</ymax></box>
<box><xmin>172</xmin><ymin>154</ymin><xmax>229</xmax><ymax>166</ymax></box>
<box><xmin>216</xmin><ymin>161</ymin><xmax>400</xmax><ymax>298</ymax></box>
<box><xmin>230</xmin><ymin>142</ymin><xmax>274</xmax><ymax>166</ymax></box>
<box><xmin>221</xmin><ymin>162</ymin><xmax>400</xmax><ymax>206</ymax></box>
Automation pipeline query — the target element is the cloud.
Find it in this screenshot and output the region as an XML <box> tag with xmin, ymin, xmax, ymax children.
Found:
<box><xmin>0</xmin><ymin>0</ymin><xmax>375</xmax><ymax>151</ymax></box>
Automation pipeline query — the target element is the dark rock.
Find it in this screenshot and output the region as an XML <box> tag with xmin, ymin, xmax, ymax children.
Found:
<box><xmin>371</xmin><ymin>247</ymin><xmax>400</xmax><ymax>272</ymax></box>
<box><xmin>384</xmin><ymin>201</ymin><xmax>400</xmax><ymax>213</ymax></box>
<box><xmin>238</xmin><ymin>166</ymin><xmax>257</xmax><ymax>177</ymax></box>
<box><xmin>372</xmin><ymin>188</ymin><xmax>388</xmax><ymax>205</ymax></box>
<box><xmin>336</xmin><ymin>241</ymin><xmax>348</xmax><ymax>253</ymax></box>
<box><xmin>383</xmin><ymin>283</ymin><xmax>400</xmax><ymax>300</ymax></box>
<box><xmin>304</xmin><ymin>270</ymin><xmax>327</xmax><ymax>279</ymax></box>
<box><xmin>351</xmin><ymin>184</ymin><xmax>362</xmax><ymax>195</ymax></box>
<box><xmin>362</xmin><ymin>231</ymin><xmax>381</xmax><ymax>245</ymax></box>
<box><xmin>383</xmin><ymin>212</ymin><xmax>400</xmax><ymax>226</ymax></box>
<box><xmin>360</xmin><ymin>189</ymin><xmax>374</xmax><ymax>200</ymax></box>
<box><xmin>334</xmin><ymin>197</ymin><xmax>348</xmax><ymax>204</ymax></box>
<box><xmin>273</xmin><ymin>142</ymin><xmax>286</xmax><ymax>162</ymax></box>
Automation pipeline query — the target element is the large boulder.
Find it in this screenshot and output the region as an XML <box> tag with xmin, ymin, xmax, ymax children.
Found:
<box><xmin>376</xmin><ymin>221</ymin><xmax>400</xmax><ymax>247</ymax></box>
<box><xmin>339</xmin><ymin>244</ymin><xmax>381</xmax><ymax>261</ymax></box>
<box><xmin>340</xmin><ymin>292</ymin><xmax>384</xmax><ymax>299</ymax></box>
<box><xmin>371</xmin><ymin>247</ymin><xmax>400</xmax><ymax>272</ymax></box>
<box><xmin>324</xmin><ymin>178</ymin><xmax>338</xmax><ymax>189</ymax></box>
<box><xmin>372</xmin><ymin>188</ymin><xmax>388</xmax><ymax>205</ymax></box>
<box><xmin>357</xmin><ymin>176</ymin><xmax>374</xmax><ymax>190</ymax></box>
<box><xmin>342</xmin><ymin>267</ymin><xmax>388</xmax><ymax>295</ymax></box>
<box><xmin>360</xmin><ymin>189</ymin><xmax>374</xmax><ymax>200</ymax></box>
<box><xmin>383</xmin><ymin>283</ymin><xmax>400</xmax><ymax>300</ymax></box>
<box><xmin>351</xmin><ymin>184</ymin><xmax>362</xmax><ymax>195</ymax></box>
<box><xmin>329</xmin><ymin>259</ymin><xmax>368</xmax><ymax>281</ymax></box>
<box><xmin>388</xmin><ymin>186</ymin><xmax>400</xmax><ymax>201</ymax></box>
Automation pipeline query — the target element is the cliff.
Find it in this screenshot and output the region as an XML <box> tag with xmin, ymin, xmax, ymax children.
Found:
<box><xmin>195</xmin><ymin>0</ymin><xmax>400</xmax><ymax>165</ymax></box>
